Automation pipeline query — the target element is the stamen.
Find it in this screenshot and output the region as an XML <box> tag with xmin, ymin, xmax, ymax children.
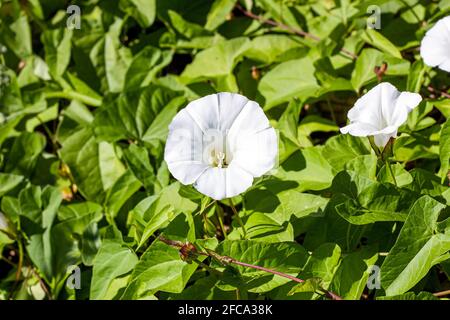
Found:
<box><xmin>216</xmin><ymin>151</ymin><xmax>225</xmax><ymax>168</ymax></box>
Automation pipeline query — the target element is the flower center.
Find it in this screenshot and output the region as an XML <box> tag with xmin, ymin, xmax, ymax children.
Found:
<box><xmin>203</xmin><ymin>129</ymin><xmax>232</xmax><ymax>168</ymax></box>
<box><xmin>211</xmin><ymin>150</ymin><xmax>227</xmax><ymax>168</ymax></box>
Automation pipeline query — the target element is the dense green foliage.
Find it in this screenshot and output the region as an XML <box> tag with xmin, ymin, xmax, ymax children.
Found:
<box><xmin>0</xmin><ymin>0</ymin><xmax>449</xmax><ymax>300</ymax></box>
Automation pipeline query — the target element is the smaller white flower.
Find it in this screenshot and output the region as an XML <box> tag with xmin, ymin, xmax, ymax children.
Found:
<box><xmin>0</xmin><ymin>212</ymin><xmax>8</xmax><ymax>232</ymax></box>
<box><xmin>420</xmin><ymin>16</ymin><xmax>450</xmax><ymax>72</ymax></box>
<box><xmin>165</xmin><ymin>92</ymin><xmax>278</xmax><ymax>200</ymax></box>
<box><xmin>340</xmin><ymin>82</ymin><xmax>422</xmax><ymax>148</ymax></box>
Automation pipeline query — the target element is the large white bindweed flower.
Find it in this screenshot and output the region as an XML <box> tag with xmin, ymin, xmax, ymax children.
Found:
<box><xmin>164</xmin><ymin>92</ymin><xmax>278</xmax><ymax>200</ymax></box>
<box><xmin>340</xmin><ymin>82</ymin><xmax>422</xmax><ymax>148</ymax></box>
<box><xmin>420</xmin><ymin>16</ymin><xmax>450</xmax><ymax>72</ymax></box>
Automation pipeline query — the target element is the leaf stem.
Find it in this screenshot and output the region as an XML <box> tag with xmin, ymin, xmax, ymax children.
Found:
<box><xmin>158</xmin><ymin>235</ymin><xmax>343</xmax><ymax>300</ymax></box>
<box><xmin>235</xmin><ymin>4</ymin><xmax>357</xmax><ymax>60</ymax></box>
<box><xmin>215</xmin><ymin>205</ymin><xmax>228</xmax><ymax>240</ymax></box>
<box><xmin>45</xmin><ymin>91</ymin><xmax>102</xmax><ymax>107</ymax></box>
<box><xmin>228</xmin><ymin>199</ymin><xmax>247</xmax><ymax>239</ymax></box>
<box><xmin>426</xmin><ymin>85</ymin><xmax>450</xmax><ymax>99</ymax></box>
<box><xmin>386</xmin><ymin>159</ymin><xmax>398</xmax><ymax>186</ymax></box>
<box><xmin>433</xmin><ymin>289</ymin><xmax>450</xmax><ymax>298</ymax></box>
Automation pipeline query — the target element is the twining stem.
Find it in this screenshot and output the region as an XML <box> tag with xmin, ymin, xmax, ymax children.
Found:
<box><xmin>426</xmin><ymin>85</ymin><xmax>450</xmax><ymax>99</ymax></box>
<box><xmin>235</xmin><ymin>4</ymin><xmax>357</xmax><ymax>60</ymax></box>
<box><xmin>29</xmin><ymin>267</ymin><xmax>52</xmax><ymax>300</ymax></box>
<box><xmin>385</xmin><ymin>159</ymin><xmax>398</xmax><ymax>186</ymax></box>
<box><xmin>215</xmin><ymin>204</ymin><xmax>228</xmax><ymax>240</ymax></box>
<box><xmin>433</xmin><ymin>289</ymin><xmax>450</xmax><ymax>298</ymax></box>
<box><xmin>368</xmin><ymin>137</ymin><xmax>381</xmax><ymax>157</ymax></box>
<box><xmin>8</xmin><ymin>239</ymin><xmax>24</xmax><ymax>299</ymax></box>
<box><xmin>228</xmin><ymin>199</ymin><xmax>247</xmax><ymax>239</ymax></box>
<box><xmin>45</xmin><ymin>91</ymin><xmax>102</xmax><ymax>107</ymax></box>
<box><xmin>230</xmin><ymin>259</ymin><xmax>305</xmax><ymax>284</ymax></box>
<box><xmin>15</xmin><ymin>239</ymin><xmax>23</xmax><ymax>282</ymax></box>
<box><xmin>0</xmin><ymin>256</ymin><xmax>16</xmax><ymax>267</ymax></box>
<box><xmin>158</xmin><ymin>235</ymin><xmax>343</xmax><ymax>300</ymax></box>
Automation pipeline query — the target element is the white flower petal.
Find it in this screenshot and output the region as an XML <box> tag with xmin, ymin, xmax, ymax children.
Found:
<box><xmin>184</xmin><ymin>92</ymin><xmax>250</xmax><ymax>133</ymax></box>
<box><xmin>216</xmin><ymin>92</ymin><xmax>249</xmax><ymax>131</ymax></box>
<box><xmin>185</xmin><ymin>94</ymin><xmax>220</xmax><ymax>132</ymax></box>
<box><xmin>165</xmin><ymin>109</ymin><xmax>203</xmax><ymax>164</ymax></box>
<box><xmin>439</xmin><ymin>59</ymin><xmax>450</xmax><ymax>73</ymax></box>
<box><xmin>166</xmin><ymin>161</ymin><xmax>209</xmax><ymax>185</ymax></box>
<box><xmin>420</xmin><ymin>36</ymin><xmax>449</xmax><ymax>67</ymax></box>
<box><xmin>374</xmin><ymin>132</ymin><xmax>396</xmax><ymax>148</ymax></box>
<box><xmin>231</xmin><ymin>127</ymin><xmax>278</xmax><ymax>177</ymax></box>
<box><xmin>225</xmin><ymin>163</ymin><xmax>254</xmax><ymax>198</ymax></box>
<box><xmin>396</xmin><ymin>92</ymin><xmax>422</xmax><ymax>111</ymax></box>
<box><xmin>228</xmin><ymin>100</ymin><xmax>271</xmax><ymax>138</ymax></box>
<box><xmin>347</xmin><ymin>83</ymin><xmax>391</xmax><ymax>125</ymax></box>
<box><xmin>165</xmin><ymin>108</ymin><xmax>208</xmax><ymax>184</ymax></box>
<box><xmin>194</xmin><ymin>165</ymin><xmax>253</xmax><ymax>200</ymax></box>
<box><xmin>340</xmin><ymin>82</ymin><xmax>421</xmax><ymax>148</ymax></box>
<box><xmin>165</xmin><ymin>92</ymin><xmax>278</xmax><ymax>200</ymax></box>
<box><xmin>340</xmin><ymin>122</ymin><xmax>380</xmax><ymax>136</ymax></box>
<box><xmin>420</xmin><ymin>16</ymin><xmax>450</xmax><ymax>72</ymax></box>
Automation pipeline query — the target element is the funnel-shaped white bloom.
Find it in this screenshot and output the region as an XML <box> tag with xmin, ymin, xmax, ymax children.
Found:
<box><xmin>340</xmin><ymin>83</ymin><xmax>422</xmax><ymax>148</ymax></box>
<box><xmin>420</xmin><ymin>16</ymin><xmax>450</xmax><ymax>72</ymax></box>
<box><xmin>165</xmin><ymin>92</ymin><xmax>278</xmax><ymax>200</ymax></box>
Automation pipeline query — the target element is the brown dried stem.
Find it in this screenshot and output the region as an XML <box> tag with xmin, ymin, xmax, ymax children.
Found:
<box><xmin>158</xmin><ymin>235</ymin><xmax>343</xmax><ymax>300</ymax></box>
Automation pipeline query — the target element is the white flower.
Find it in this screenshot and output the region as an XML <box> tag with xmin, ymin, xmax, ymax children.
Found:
<box><xmin>420</xmin><ymin>16</ymin><xmax>450</xmax><ymax>72</ymax></box>
<box><xmin>340</xmin><ymin>82</ymin><xmax>422</xmax><ymax>148</ymax></box>
<box><xmin>0</xmin><ymin>212</ymin><xmax>8</xmax><ymax>231</ymax></box>
<box><xmin>164</xmin><ymin>92</ymin><xmax>278</xmax><ymax>200</ymax></box>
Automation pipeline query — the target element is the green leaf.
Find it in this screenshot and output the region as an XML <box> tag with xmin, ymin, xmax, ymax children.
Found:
<box><xmin>93</xmin><ymin>86</ymin><xmax>183</xmax><ymax>144</ymax></box>
<box><xmin>323</xmin><ymin>134</ymin><xmax>372</xmax><ymax>173</ymax></box>
<box><xmin>351</xmin><ymin>48</ymin><xmax>409</xmax><ymax>92</ymax></box>
<box><xmin>124</xmin><ymin>46</ymin><xmax>173</xmax><ymax>91</ymax></box>
<box><xmin>381</xmin><ymin>196</ymin><xmax>450</xmax><ymax>296</ymax></box>
<box><xmin>60</xmin><ymin>127</ymin><xmax>125</xmax><ymax>203</ymax></box>
<box><xmin>205</xmin><ymin>0</ymin><xmax>236</xmax><ymax>30</ymax></box>
<box><xmin>243</xmin><ymin>35</ymin><xmax>305</xmax><ymax>64</ymax></box>
<box><xmin>288</xmin><ymin>278</ymin><xmax>322</xmax><ymax>295</ymax></box>
<box><xmin>361</xmin><ymin>29</ymin><xmax>402</xmax><ymax>59</ymax></box>
<box><xmin>244</xmin><ymin>180</ymin><xmax>329</xmax><ymax>224</ymax></box>
<box><xmin>137</xmin><ymin>204</ymin><xmax>176</xmax><ymax>249</ymax></box>
<box><xmin>5</xmin><ymin>132</ymin><xmax>46</xmax><ymax>176</ymax></box>
<box><xmin>181</xmin><ymin>38</ymin><xmax>250</xmax><ymax>82</ymax></box>
<box><xmin>42</xmin><ymin>28</ymin><xmax>72</xmax><ymax>77</ymax></box>
<box><xmin>243</xmin><ymin>213</ymin><xmax>294</xmax><ymax>242</ymax></box>
<box><xmin>122</xmin><ymin>237</ymin><xmax>215</xmax><ymax>298</ymax></box>
<box><xmin>212</xmin><ymin>240</ymin><xmax>309</xmax><ymax>293</ymax></box>
<box><xmin>406</xmin><ymin>60</ymin><xmax>426</xmax><ymax>92</ymax></box>
<box><xmin>104</xmin><ymin>170</ymin><xmax>142</xmax><ymax>218</ymax></box>
<box><xmin>438</xmin><ymin>118</ymin><xmax>450</xmax><ymax>182</ymax></box>
<box><xmin>90</xmin><ymin>226</ymin><xmax>138</xmax><ymax>300</ymax></box>
<box><xmin>329</xmin><ymin>246</ymin><xmax>378</xmax><ymax>300</ymax></box>
<box><xmin>119</xmin><ymin>0</ymin><xmax>156</xmax><ymax>28</ymax></box>
<box><xmin>104</xmin><ymin>22</ymin><xmax>132</xmax><ymax>92</ymax></box>
<box><xmin>258</xmin><ymin>56</ymin><xmax>320</xmax><ymax>109</ymax></box>
<box><xmin>0</xmin><ymin>12</ymin><xmax>32</xmax><ymax>58</ymax></box>
<box><xmin>377</xmin><ymin>163</ymin><xmax>413</xmax><ymax>187</ymax></box>
<box><xmin>0</xmin><ymin>173</ymin><xmax>24</xmax><ymax>197</ymax></box>
<box><xmin>123</xmin><ymin>144</ymin><xmax>156</xmax><ymax>191</ymax></box>
<box><xmin>275</xmin><ymin>243</ymin><xmax>341</xmax><ymax>299</ymax></box>
<box><xmin>332</xmin><ymin>171</ymin><xmax>416</xmax><ymax>225</ymax></box>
